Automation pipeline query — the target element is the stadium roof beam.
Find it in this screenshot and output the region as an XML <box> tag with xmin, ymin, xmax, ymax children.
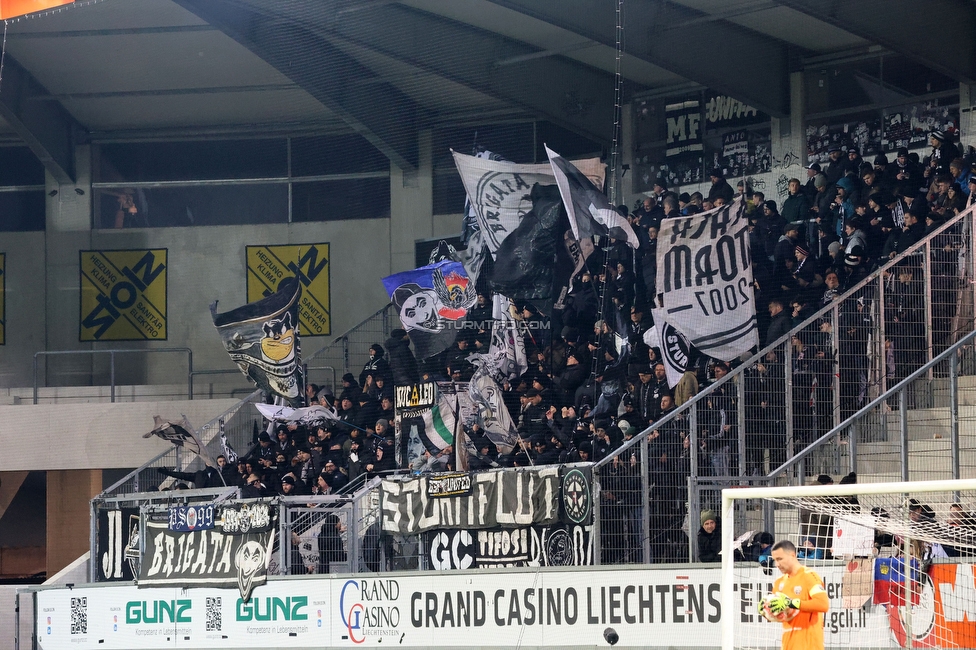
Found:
<box><xmin>772</xmin><ymin>0</ymin><xmax>976</xmax><ymax>84</ymax></box>
<box><xmin>0</xmin><ymin>54</ymin><xmax>80</xmax><ymax>184</ymax></box>
<box><xmin>305</xmin><ymin>2</ymin><xmax>627</xmax><ymax>145</ymax></box>
<box><xmin>174</xmin><ymin>0</ymin><xmax>421</xmax><ymax>171</ymax></box>
<box><xmin>484</xmin><ymin>0</ymin><xmax>794</xmax><ymax>117</ymax></box>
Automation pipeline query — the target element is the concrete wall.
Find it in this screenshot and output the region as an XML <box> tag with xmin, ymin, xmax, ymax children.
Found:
<box><xmin>1</xmin><ymin>216</ymin><xmax>396</xmax><ymax>390</ymax></box>
<box><xmin>0</xmin><ymin>231</ymin><xmax>47</xmax><ymax>388</ymax></box>
<box><xmin>0</xmin><ymin>133</ymin><xmax>454</xmax><ymax>392</ymax></box>
<box><xmin>0</xmin><ymin>398</ymin><xmax>238</xmax><ymax>471</ymax></box>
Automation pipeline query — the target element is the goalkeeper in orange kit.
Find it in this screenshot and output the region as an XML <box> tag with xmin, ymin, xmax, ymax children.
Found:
<box><xmin>766</xmin><ymin>540</ymin><xmax>830</xmax><ymax>650</ymax></box>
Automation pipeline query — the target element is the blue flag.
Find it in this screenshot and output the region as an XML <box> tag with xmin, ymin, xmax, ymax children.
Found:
<box><xmin>382</xmin><ymin>260</ymin><xmax>477</xmax><ymax>359</ymax></box>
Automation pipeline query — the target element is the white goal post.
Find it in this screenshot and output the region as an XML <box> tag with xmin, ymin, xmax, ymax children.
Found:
<box><xmin>721</xmin><ymin>478</ymin><xmax>976</xmax><ymax>650</ymax></box>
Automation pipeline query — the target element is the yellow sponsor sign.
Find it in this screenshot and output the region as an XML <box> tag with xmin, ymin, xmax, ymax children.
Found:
<box><xmin>246</xmin><ymin>243</ymin><xmax>330</xmax><ymax>336</ymax></box>
<box><xmin>79</xmin><ymin>249</ymin><xmax>168</xmax><ymax>341</ymax></box>
<box><xmin>0</xmin><ymin>253</ymin><xmax>5</xmax><ymax>345</ymax></box>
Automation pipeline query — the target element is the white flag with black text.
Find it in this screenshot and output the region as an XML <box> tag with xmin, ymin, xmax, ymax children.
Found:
<box><xmin>655</xmin><ymin>197</ymin><xmax>758</xmax><ymax>361</ymax></box>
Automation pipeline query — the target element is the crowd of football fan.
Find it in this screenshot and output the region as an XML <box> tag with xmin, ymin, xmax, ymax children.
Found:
<box><xmin>159</xmin><ymin>131</ymin><xmax>976</xmax><ymax>565</ymax></box>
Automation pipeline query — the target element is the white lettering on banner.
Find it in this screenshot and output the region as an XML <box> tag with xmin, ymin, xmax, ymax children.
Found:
<box><xmin>938</xmin><ymin>563</ymin><xmax>976</xmax><ymax>622</ymax></box>
<box><xmin>381</xmin><ymin>466</ymin><xmax>562</xmax><ymax>535</ymax></box>
<box><xmin>656</xmin><ymin>197</ymin><xmax>759</xmax><ymax>361</ymax></box>
<box><xmin>42</xmin><ymin>562</ymin><xmax>976</xmax><ymax>649</ymax></box>
<box><xmin>666</xmin><ymin>100</ymin><xmax>703</xmax><ymax>158</ymax></box>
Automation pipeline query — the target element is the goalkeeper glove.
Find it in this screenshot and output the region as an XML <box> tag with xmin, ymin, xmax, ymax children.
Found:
<box><xmin>768</xmin><ymin>593</ymin><xmax>800</xmax><ymax>614</ymax></box>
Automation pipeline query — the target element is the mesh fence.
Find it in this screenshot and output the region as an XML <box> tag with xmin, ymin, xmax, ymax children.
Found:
<box><xmin>593</xmin><ymin>204</ymin><xmax>976</xmax><ymax>566</ymax></box>
<box><xmin>100</xmin><ymin>390</ymin><xmax>263</xmax><ymax>496</ymax></box>
<box><xmin>304</xmin><ymin>304</ymin><xmax>397</xmax><ymax>395</ymax></box>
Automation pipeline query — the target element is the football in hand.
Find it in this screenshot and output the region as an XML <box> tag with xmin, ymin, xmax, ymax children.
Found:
<box><xmin>758</xmin><ymin>593</ymin><xmax>800</xmax><ymax>623</ymax></box>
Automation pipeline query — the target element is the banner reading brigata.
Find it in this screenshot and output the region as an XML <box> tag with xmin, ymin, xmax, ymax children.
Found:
<box><xmin>246</xmin><ymin>243</ymin><xmax>331</xmax><ymax>336</ymax></box>
<box><xmin>139</xmin><ymin>503</ymin><xmax>275</xmax><ymax>602</ymax></box>
<box><xmin>80</xmin><ymin>249</ymin><xmax>167</xmax><ymax>341</ymax></box>
<box><xmin>656</xmin><ymin>198</ymin><xmax>758</xmax><ymax>361</ymax></box>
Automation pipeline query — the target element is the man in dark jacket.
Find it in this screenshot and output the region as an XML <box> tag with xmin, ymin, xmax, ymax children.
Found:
<box><xmin>697</xmin><ymin>510</ymin><xmax>722</xmax><ymax>562</ymax></box>
<box><xmin>706</xmin><ymin>169</ymin><xmax>734</xmax><ymax>205</ymax></box>
<box><xmin>765</xmin><ymin>299</ymin><xmax>791</xmax><ymax>348</ymax></box>
<box><xmin>780</xmin><ymin>179</ymin><xmax>811</xmax><ymax>226</ymax></box>
<box><xmin>385</xmin><ymin>329</ymin><xmax>420</xmax><ymax>386</ymax></box>
<box><xmin>359</xmin><ymin>343</ymin><xmax>391</xmax><ymax>386</ymax></box>
<box><xmin>823</xmin><ymin>146</ymin><xmax>846</xmax><ymax>185</ymax></box>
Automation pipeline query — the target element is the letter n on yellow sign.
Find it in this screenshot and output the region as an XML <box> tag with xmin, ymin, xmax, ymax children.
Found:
<box><xmin>80</xmin><ymin>249</ymin><xmax>168</xmax><ymax>341</ymax></box>
<box><xmin>246</xmin><ymin>243</ymin><xmax>330</xmax><ymax>336</ymax></box>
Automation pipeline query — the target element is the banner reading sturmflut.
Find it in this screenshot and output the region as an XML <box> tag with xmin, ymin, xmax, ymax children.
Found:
<box><xmin>381</xmin><ymin>465</ymin><xmax>563</xmax><ymax>535</ymax></box>
<box><xmin>656</xmin><ymin>198</ymin><xmax>758</xmax><ymax>361</ymax></box>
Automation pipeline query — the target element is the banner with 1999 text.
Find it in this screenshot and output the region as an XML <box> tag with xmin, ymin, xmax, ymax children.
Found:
<box><xmin>655</xmin><ymin>197</ymin><xmax>758</xmax><ymax>361</ymax></box>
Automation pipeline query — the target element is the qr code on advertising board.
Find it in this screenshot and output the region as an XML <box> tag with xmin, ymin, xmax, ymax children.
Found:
<box><xmin>206</xmin><ymin>597</ymin><xmax>222</xmax><ymax>631</ymax></box>
<box><xmin>70</xmin><ymin>597</ymin><xmax>87</xmax><ymax>635</ymax></box>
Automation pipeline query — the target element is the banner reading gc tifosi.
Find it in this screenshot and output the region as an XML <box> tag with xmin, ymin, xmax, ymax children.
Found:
<box><xmin>381</xmin><ymin>465</ymin><xmax>566</xmax><ymax>534</ymax></box>
<box><xmin>80</xmin><ymin>249</ymin><xmax>167</xmax><ymax>341</ymax></box>
<box><xmin>656</xmin><ymin>197</ymin><xmax>758</xmax><ymax>361</ymax></box>
<box><xmin>246</xmin><ymin>243</ymin><xmax>331</xmax><ymax>336</ymax></box>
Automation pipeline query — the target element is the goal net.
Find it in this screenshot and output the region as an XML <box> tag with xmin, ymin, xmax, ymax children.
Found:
<box><xmin>721</xmin><ymin>479</ymin><xmax>976</xmax><ymax>650</ymax></box>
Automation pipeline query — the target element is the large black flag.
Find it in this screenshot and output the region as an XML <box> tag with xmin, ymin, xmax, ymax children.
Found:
<box><xmin>211</xmin><ymin>277</ymin><xmax>305</xmax><ymax>407</ymax></box>
<box><xmin>489</xmin><ymin>183</ymin><xmax>565</xmax><ymax>307</ymax></box>
<box><xmin>546</xmin><ymin>145</ymin><xmax>639</xmax><ymax>248</ymax></box>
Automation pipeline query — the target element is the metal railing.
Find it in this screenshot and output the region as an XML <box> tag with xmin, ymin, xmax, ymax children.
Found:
<box><xmin>304</xmin><ymin>304</ymin><xmax>396</xmax><ymax>379</ymax></box>
<box><xmin>590</xmin><ymin>202</ymin><xmax>976</xmax><ymax>566</ymax></box>
<box><xmin>30</xmin><ymin>302</ymin><xmax>395</xmax><ymax>404</ymax></box>
<box><xmin>98</xmin><ymin>389</ymin><xmax>263</xmax><ymax>498</ymax></box>
<box><xmin>768</xmin><ymin>328</ymin><xmax>976</xmax><ymax>485</ymax></box>
<box><xmin>33</xmin><ymin>347</ymin><xmax>193</xmax><ymax>403</ymax></box>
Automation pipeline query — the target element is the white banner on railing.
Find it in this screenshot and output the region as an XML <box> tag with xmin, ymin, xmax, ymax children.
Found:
<box><xmin>33</xmin><ymin>562</ymin><xmax>940</xmax><ymax>649</ymax></box>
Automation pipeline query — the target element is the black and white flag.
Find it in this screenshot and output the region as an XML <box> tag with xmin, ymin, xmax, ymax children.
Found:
<box><xmin>545</xmin><ymin>146</ymin><xmax>639</xmax><ymax>248</ymax></box>
<box><xmin>647</xmin><ymin>308</ymin><xmax>692</xmax><ymax>388</ymax></box>
<box><xmin>452</xmin><ymin>150</ymin><xmax>606</xmax><ymax>258</ymax></box>
<box><xmin>143</xmin><ymin>415</ymin><xmax>216</xmax><ymax>467</ymax></box>
<box><xmin>468</xmin><ymin>370</ymin><xmax>520</xmax><ymax>455</ymax></box>
<box><xmin>656</xmin><ymin>197</ymin><xmax>758</xmax><ymax>360</ymax></box>
<box><xmin>211</xmin><ymin>277</ymin><xmax>304</xmax><ymax>407</ymax></box>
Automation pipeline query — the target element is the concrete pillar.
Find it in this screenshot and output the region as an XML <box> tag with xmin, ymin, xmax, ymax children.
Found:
<box><xmin>389</xmin><ymin>131</ymin><xmax>433</xmax><ymax>274</ymax></box>
<box><xmin>960</xmin><ymin>83</ymin><xmax>976</xmax><ymax>154</ymax></box>
<box><xmin>46</xmin><ymin>469</ymin><xmax>101</xmax><ymax>577</ymax></box>
<box><xmin>770</xmin><ymin>72</ymin><xmax>807</xmax><ymax>168</ymax></box>
<box><xmin>44</xmin><ymin>145</ymin><xmax>93</xmax><ymax>387</ymax></box>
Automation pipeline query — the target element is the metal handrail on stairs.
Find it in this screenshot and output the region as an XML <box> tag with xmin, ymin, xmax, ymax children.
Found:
<box><xmin>768</xmin><ymin>328</ymin><xmax>976</xmax><ymax>484</ymax></box>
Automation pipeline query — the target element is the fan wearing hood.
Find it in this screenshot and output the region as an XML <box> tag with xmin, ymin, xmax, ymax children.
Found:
<box><xmin>359</xmin><ymin>343</ymin><xmax>391</xmax><ymax>387</ymax></box>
